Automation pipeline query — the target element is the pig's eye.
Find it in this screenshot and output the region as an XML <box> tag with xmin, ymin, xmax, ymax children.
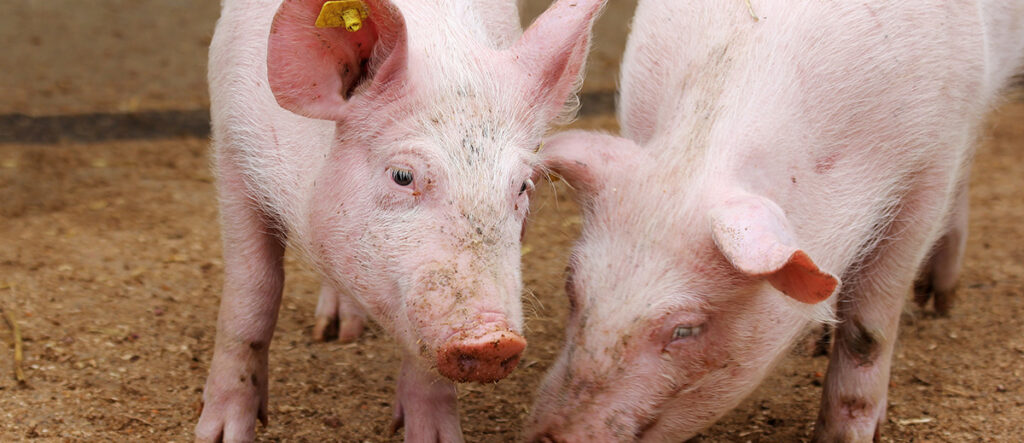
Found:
<box><xmin>671</xmin><ymin>324</ymin><xmax>703</xmax><ymax>340</ymax></box>
<box><xmin>519</xmin><ymin>178</ymin><xmax>534</xmax><ymax>196</ymax></box>
<box><xmin>391</xmin><ymin>168</ymin><xmax>414</xmax><ymax>186</ymax></box>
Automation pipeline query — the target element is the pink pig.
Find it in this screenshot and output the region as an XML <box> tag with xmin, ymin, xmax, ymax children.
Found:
<box><xmin>528</xmin><ymin>1</ymin><xmax>1024</xmax><ymax>441</ymax></box>
<box><xmin>194</xmin><ymin>0</ymin><xmax>606</xmax><ymax>441</ymax></box>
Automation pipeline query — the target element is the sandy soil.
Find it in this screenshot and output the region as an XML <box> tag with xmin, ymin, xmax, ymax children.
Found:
<box><xmin>1</xmin><ymin>1</ymin><xmax>1022</xmax><ymax>442</ymax></box>
<box><xmin>0</xmin><ymin>1</ymin><xmax>630</xmax><ymax>115</ymax></box>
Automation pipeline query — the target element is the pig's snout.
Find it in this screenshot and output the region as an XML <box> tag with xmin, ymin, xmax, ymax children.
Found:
<box><xmin>437</xmin><ymin>329</ymin><xmax>525</xmax><ymax>383</ymax></box>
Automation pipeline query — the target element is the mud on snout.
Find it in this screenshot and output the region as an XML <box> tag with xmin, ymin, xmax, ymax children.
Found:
<box><xmin>403</xmin><ymin>261</ymin><xmax>526</xmax><ymax>383</ymax></box>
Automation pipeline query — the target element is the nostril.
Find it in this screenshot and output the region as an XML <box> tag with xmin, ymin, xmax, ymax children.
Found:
<box><xmin>457</xmin><ymin>353</ymin><xmax>478</xmax><ymax>373</ymax></box>
<box><xmin>534</xmin><ymin>432</ymin><xmax>560</xmax><ymax>443</ymax></box>
<box><xmin>500</xmin><ymin>355</ymin><xmax>517</xmax><ymax>371</ymax></box>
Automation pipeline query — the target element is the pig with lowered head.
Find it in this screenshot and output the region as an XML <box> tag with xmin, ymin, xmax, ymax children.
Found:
<box><xmin>528</xmin><ymin>1</ymin><xmax>1024</xmax><ymax>441</ymax></box>
<box><xmin>195</xmin><ymin>0</ymin><xmax>607</xmax><ymax>441</ymax></box>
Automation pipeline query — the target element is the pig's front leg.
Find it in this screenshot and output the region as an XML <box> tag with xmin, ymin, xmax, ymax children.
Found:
<box><xmin>814</xmin><ymin>288</ymin><xmax>901</xmax><ymax>443</ymax></box>
<box><xmin>196</xmin><ymin>170</ymin><xmax>285</xmax><ymax>442</ymax></box>
<box><xmin>391</xmin><ymin>358</ymin><xmax>463</xmax><ymax>443</ymax></box>
<box><xmin>914</xmin><ymin>181</ymin><xmax>969</xmax><ymax>316</ymax></box>
<box><xmin>312</xmin><ymin>284</ymin><xmax>367</xmax><ymax>343</ymax></box>
<box><xmin>814</xmin><ymin>183</ymin><xmax>954</xmax><ymax>442</ymax></box>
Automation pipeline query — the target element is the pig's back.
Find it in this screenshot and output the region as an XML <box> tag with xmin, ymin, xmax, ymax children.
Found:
<box><xmin>616</xmin><ymin>1</ymin><xmax>750</xmax><ymax>145</ymax></box>
<box><xmin>617</xmin><ymin>0</ymin><xmax>995</xmax><ymax>159</ymax></box>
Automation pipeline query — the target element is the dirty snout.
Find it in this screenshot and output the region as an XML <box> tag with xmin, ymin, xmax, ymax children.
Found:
<box><xmin>437</xmin><ymin>316</ymin><xmax>526</xmax><ymax>383</ymax></box>
<box><xmin>405</xmin><ymin>259</ymin><xmax>526</xmax><ymax>384</ymax></box>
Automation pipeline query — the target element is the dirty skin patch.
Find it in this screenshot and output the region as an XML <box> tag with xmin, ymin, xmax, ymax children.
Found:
<box><xmin>838</xmin><ymin>318</ymin><xmax>881</xmax><ymax>367</ymax></box>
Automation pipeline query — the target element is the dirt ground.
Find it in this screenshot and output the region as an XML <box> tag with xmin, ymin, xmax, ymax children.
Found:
<box><xmin>1</xmin><ymin>1</ymin><xmax>1023</xmax><ymax>442</ymax></box>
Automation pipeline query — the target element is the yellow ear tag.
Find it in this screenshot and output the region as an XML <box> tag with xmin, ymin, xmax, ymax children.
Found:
<box><xmin>315</xmin><ymin>0</ymin><xmax>369</xmax><ymax>32</ymax></box>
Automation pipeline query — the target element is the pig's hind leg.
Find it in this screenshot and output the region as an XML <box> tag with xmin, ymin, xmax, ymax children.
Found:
<box><xmin>913</xmin><ymin>181</ymin><xmax>969</xmax><ymax>316</ymax></box>
<box><xmin>312</xmin><ymin>283</ymin><xmax>367</xmax><ymax>343</ymax></box>
<box><xmin>814</xmin><ymin>177</ymin><xmax>959</xmax><ymax>442</ymax></box>
<box><xmin>196</xmin><ymin>164</ymin><xmax>286</xmax><ymax>442</ymax></box>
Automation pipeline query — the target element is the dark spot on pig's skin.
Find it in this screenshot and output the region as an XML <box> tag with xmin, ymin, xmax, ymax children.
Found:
<box><xmin>249</xmin><ymin>341</ymin><xmax>265</xmax><ymax>351</ymax></box>
<box><xmin>839</xmin><ymin>319</ymin><xmax>880</xmax><ymax>366</ymax></box>
<box><xmin>251</xmin><ymin>374</ymin><xmax>259</xmax><ymax>386</ymax></box>
<box><xmin>839</xmin><ymin>396</ymin><xmax>871</xmax><ymax>420</ymax></box>
<box><xmin>791</xmin><ymin>176</ymin><xmax>797</xmax><ymax>184</ymax></box>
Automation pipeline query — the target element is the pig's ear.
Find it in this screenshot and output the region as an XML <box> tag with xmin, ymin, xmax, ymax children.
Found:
<box><xmin>513</xmin><ymin>0</ymin><xmax>606</xmax><ymax>121</ymax></box>
<box><xmin>268</xmin><ymin>0</ymin><xmax>406</xmax><ymax>120</ymax></box>
<box><xmin>541</xmin><ymin>130</ymin><xmax>638</xmax><ymax>195</ymax></box>
<box><xmin>709</xmin><ymin>195</ymin><xmax>840</xmax><ymax>304</ymax></box>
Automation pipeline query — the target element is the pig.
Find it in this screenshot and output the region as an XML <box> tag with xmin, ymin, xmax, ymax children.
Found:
<box><xmin>527</xmin><ymin>1</ymin><xmax>1024</xmax><ymax>441</ymax></box>
<box><xmin>194</xmin><ymin>0</ymin><xmax>607</xmax><ymax>441</ymax></box>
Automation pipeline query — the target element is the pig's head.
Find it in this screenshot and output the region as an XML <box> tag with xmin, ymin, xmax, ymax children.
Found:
<box><xmin>266</xmin><ymin>0</ymin><xmax>605</xmax><ymax>383</ymax></box>
<box><xmin>526</xmin><ymin>131</ymin><xmax>840</xmax><ymax>441</ymax></box>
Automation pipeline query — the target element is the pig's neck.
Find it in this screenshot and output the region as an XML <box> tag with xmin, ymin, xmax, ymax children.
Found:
<box><xmin>710</xmin><ymin>283</ymin><xmax>826</xmax><ymax>417</ymax></box>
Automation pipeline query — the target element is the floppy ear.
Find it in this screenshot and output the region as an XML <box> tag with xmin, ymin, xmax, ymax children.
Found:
<box><xmin>709</xmin><ymin>194</ymin><xmax>839</xmax><ymax>304</ymax></box>
<box><xmin>513</xmin><ymin>0</ymin><xmax>607</xmax><ymax>121</ymax></box>
<box><xmin>540</xmin><ymin>130</ymin><xmax>639</xmax><ymax>195</ymax></box>
<box><xmin>268</xmin><ymin>0</ymin><xmax>407</xmax><ymax>120</ymax></box>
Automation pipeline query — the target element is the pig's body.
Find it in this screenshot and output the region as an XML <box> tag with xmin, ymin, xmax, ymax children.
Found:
<box><xmin>197</xmin><ymin>0</ymin><xmax>605</xmax><ymax>441</ymax></box>
<box><xmin>530</xmin><ymin>1</ymin><xmax>1024</xmax><ymax>441</ymax></box>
